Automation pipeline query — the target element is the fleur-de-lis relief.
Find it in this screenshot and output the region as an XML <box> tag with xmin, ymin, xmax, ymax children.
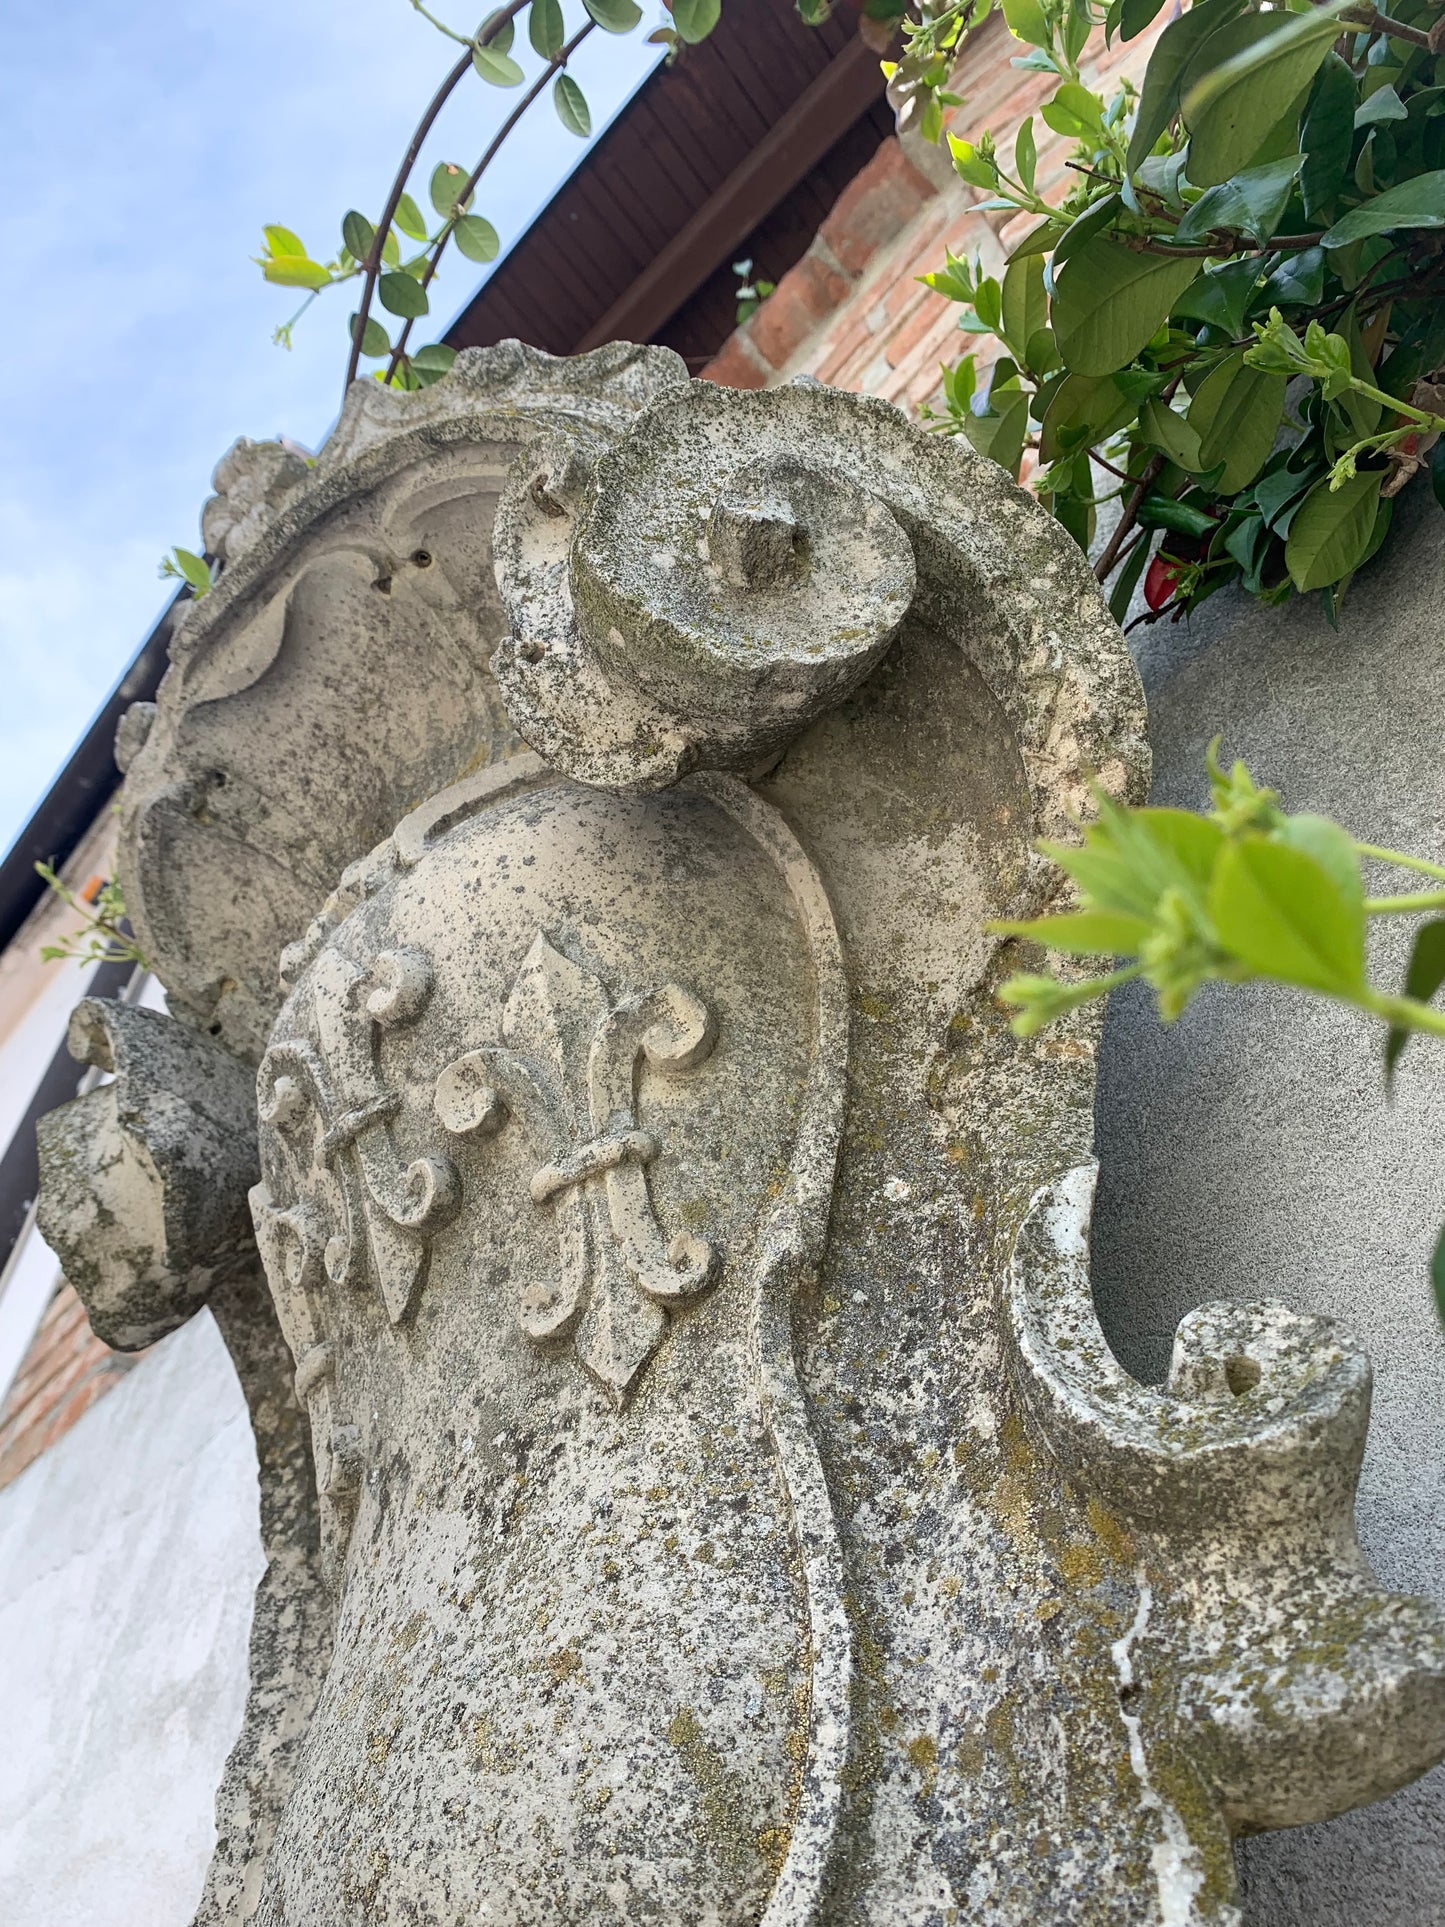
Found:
<box><xmin>256</xmin><ymin>946</ymin><xmax>460</xmax><ymax>1324</ymax></box>
<box><xmin>434</xmin><ymin>933</ymin><xmax>719</xmax><ymax>1401</ymax></box>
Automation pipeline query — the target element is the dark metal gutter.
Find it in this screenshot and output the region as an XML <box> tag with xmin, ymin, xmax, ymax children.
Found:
<box><xmin>0</xmin><ymin>593</ymin><xmax>179</xmax><ymax>957</ymax></box>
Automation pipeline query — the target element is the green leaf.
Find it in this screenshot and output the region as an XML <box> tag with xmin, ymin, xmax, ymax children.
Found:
<box><xmin>671</xmin><ymin>0</ymin><xmax>721</xmax><ymax>40</ymax></box>
<box><xmin>478</xmin><ymin>7</ymin><xmax>515</xmax><ymax>49</ymax></box>
<box><xmin>1139</xmin><ymin>395</ymin><xmax>1203</xmax><ymax>469</ymax></box>
<box><xmin>452</xmin><ymin>212</ymin><xmax>501</xmax><ymax>263</ymax></box>
<box><xmin>1001</xmin><ymin>0</ymin><xmax>1049</xmax><ymax>47</ymax></box>
<box><xmin>1038</xmin><ymin>371</ymin><xmax>1137</xmax><ymax>461</ymax></box>
<box><xmin>1172</xmin><ymin>255</ymin><xmax>1262</xmax><ymax>336</ymax></box>
<box><xmin>529</xmin><ymin>0</ymin><xmax>565</xmax><ymax>54</ymax></box>
<box><xmin>1053</xmin><ymin>193</ymin><xmax>1122</xmax><ymax>269</ymax></box>
<box><xmin>394</xmin><ymin>192</ymin><xmax>429</xmax><ymax>241</ymax></box>
<box><xmin>1181</xmin><ymin>3</ymin><xmax>1349</xmax><ymax>187</ymax></box>
<box><xmin>263</xmin><ymin>224</ymin><xmax>307</xmax><ymax>258</ymax></box>
<box><xmin>1108</xmin><ymin>525</ymin><xmax>1153</xmax><ymax>621</ymax></box>
<box><xmin>1043</xmin><ymin>81</ymin><xmax>1105</xmax><ymax>139</ymax></box>
<box><xmin>1015</xmin><ymin>116</ymin><xmax>1037</xmax><ymax>196</ymax></box>
<box><xmin>1259</xmin><ymin>246</ymin><xmax>1325</xmax><ymax>310</ymax></box>
<box><xmin>1174</xmin><ymin>153</ymin><xmax>1304</xmax><ymax>245</ymax></box>
<box><xmin>263</xmin><ymin>256</ymin><xmax>332</xmax><ymax>290</ymax></box>
<box><xmin>1007</xmin><ymin>218</ymin><xmax>1063</xmax><ymax>263</ymax></box>
<box><xmin>473</xmin><ymin>41</ymin><xmax>526</xmax><ymax>83</ymax></box>
<box><xmin>378</xmin><ymin>270</ymin><xmax>430</xmax><ymax>318</ymax></box>
<box><xmin>1285</xmin><ymin>469</ymin><xmax>1384</xmax><ymax>592</ymax></box>
<box><xmin>964</xmin><ymin>392</ymin><xmax>1029</xmax><ymax>477</ymax></box>
<box><xmin>949</xmin><ymin>136</ymin><xmax>997</xmax><ymax>189</ymax></box>
<box><xmin>1254</xmin><ymin>456</ymin><xmax>1322</xmax><ymax>531</ymax></box>
<box><xmin>583</xmin><ymin>0</ymin><xmax>643</xmax><ymax>30</ymax></box>
<box><xmin>1052</xmin><ymin>239</ymin><xmax>1199</xmax><ymax>376</ymax></box>
<box><xmin>1300</xmin><ymin>53</ymin><xmax>1356</xmax><ymax>224</ymax></box>
<box><xmin>1000</xmin><ymin>254</ymin><xmax>1046</xmax><ymax>363</ymax></box>
<box><xmin>1186</xmin><ymin>352</ymin><xmax>1287</xmax><ymax>493</ymax></box>
<box><xmin>993</xmin><ymin>909</ymin><xmax>1153</xmax><ymax>954</ymax></box>
<box><xmin>351</xmin><ymin>313</ymin><xmax>392</xmax><ymax>357</ymax></box>
<box><xmin>1042</xmin><ymin>803</ymin><xmax>1226</xmax><ymax>923</ymax></box>
<box><xmin>1119</xmin><ymin>0</ymin><xmax>1166</xmax><ymax>40</ymax></box>
<box><xmin>430</xmin><ymin>163</ymin><xmax>473</xmax><ymax>218</ymax></box>
<box><xmin>410</xmin><ymin>343</ymin><xmax>458</xmax><ymax>387</ymax></box>
<box><xmin>1274</xmin><ymin>813</ymin><xmax>1363</xmax><ymax>918</ymax></box>
<box><xmin>1322</xmin><ymin>171</ymin><xmax>1445</xmax><ymax>248</ymax></box>
<box><xmin>1211</xmin><ymin>835</ymin><xmax>1366</xmax><ymax>994</ymax></box>
<box><xmin>1394</xmin><ymin>921</ymin><xmax>1445</xmax><ymax>1086</ymax></box>
<box><xmin>381</xmin><ymin>229</ymin><xmax>400</xmax><ymax>268</ymax></box>
<box><xmin>342</xmin><ymin>210</ymin><xmax>376</xmax><ymax>262</ymax></box>
<box><xmin>1126</xmin><ymin>0</ymin><xmax>1244</xmax><ymax>173</ymax></box>
<box><xmin>554</xmin><ymin>73</ymin><xmax>591</xmax><ymax>136</ymax></box>
<box><xmin>171</xmin><ymin>548</ymin><xmax>212</xmax><ymax>594</ymax></box>
<box><xmin>1356</xmin><ymin>84</ymin><xmax>1406</xmax><ymax>129</ymax></box>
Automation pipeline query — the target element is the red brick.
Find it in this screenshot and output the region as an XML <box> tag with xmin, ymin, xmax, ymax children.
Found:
<box><xmin>819</xmin><ymin>138</ymin><xmax>938</xmax><ymax>278</ymax></box>
<box><xmin>884</xmin><ymin>289</ymin><xmax>955</xmax><ymax>370</ymax></box>
<box><xmin>700</xmin><ymin>331</ymin><xmax>770</xmax><ymax>391</ymax></box>
<box><xmin>812</xmin><ymin>307</ymin><xmax>875</xmax><ymax>384</ymax></box>
<box><xmin>0</xmin><ymin>1281</ymin><xmax>144</xmax><ymax>1491</ymax></box>
<box><xmin>748</xmin><ymin>248</ymin><xmax>852</xmax><ymax>370</ymax></box>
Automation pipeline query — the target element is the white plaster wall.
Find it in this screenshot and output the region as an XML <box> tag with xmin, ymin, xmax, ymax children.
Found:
<box><xmin>0</xmin><ymin>1311</ymin><xmax>263</xmax><ymax>1927</ymax></box>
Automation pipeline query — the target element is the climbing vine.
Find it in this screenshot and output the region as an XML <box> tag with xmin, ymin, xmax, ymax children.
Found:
<box><xmin>897</xmin><ymin>0</ymin><xmax>1445</xmax><ymax>625</ymax></box>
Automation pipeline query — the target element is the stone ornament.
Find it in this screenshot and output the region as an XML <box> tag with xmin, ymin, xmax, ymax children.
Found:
<box><xmin>114</xmin><ymin>342</ymin><xmax>689</xmax><ymax>1063</ymax></box>
<box><xmin>33</xmin><ymin>346</ymin><xmax>1445</xmax><ymax>1926</ymax></box>
<box><xmin>35</xmin><ymin>997</ymin><xmax>258</xmax><ymax>1349</ymax></box>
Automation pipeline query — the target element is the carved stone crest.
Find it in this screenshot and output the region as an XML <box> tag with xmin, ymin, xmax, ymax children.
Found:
<box><xmin>434</xmin><ymin>932</ymin><xmax>719</xmax><ymax>1396</ymax></box>
<box><xmin>33</xmin><ymin>345</ymin><xmax>1445</xmax><ymax>1926</ymax></box>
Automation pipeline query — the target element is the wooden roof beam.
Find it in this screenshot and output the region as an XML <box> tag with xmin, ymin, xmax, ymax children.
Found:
<box><xmin>576</xmin><ymin>31</ymin><xmax>885</xmax><ymax>353</ymax></box>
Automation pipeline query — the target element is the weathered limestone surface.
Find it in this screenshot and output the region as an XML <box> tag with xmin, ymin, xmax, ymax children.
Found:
<box><xmin>32</xmin><ymin>349</ymin><xmax>1445</xmax><ymax>1925</ymax></box>
<box><xmin>1093</xmin><ymin>478</ymin><xmax>1445</xmax><ymax>1927</ymax></box>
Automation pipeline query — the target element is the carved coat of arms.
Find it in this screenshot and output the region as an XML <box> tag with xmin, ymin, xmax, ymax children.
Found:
<box><xmin>32</xmin><ymin>351</ymin><xmax>1445</xmax><ymax>1927</ymax></box>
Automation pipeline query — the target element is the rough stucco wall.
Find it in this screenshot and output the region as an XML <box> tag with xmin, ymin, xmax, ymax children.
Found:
<box><xmin>0</xmin><ymin>1309</ymin><xmax>262</xmax><ymax>1927</ymax></box>
<box><xmin>1092</xmin><ymin>478</ymin><xmax>1445</xmax><ymax>1924</ymax></box>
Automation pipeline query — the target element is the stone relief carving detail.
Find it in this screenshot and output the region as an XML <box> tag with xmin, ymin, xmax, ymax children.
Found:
<box><xmin>31</xmin><ymin>347</ymin><xmax>1445</xmax><ymax>1925</ymax></box>
<box><xmin>256</xmin><ymin>946</ymin><xmax>459</xmax><ymax>1325</ymax></box>
<box><xmin>1008</xmin><ymin>1164</ymin><xmax>1445</xmax><ymax>1849</ymax></box>
<box><xmin>114</xmin><ymin>340</ymin><xmax>690</xmax><ymax>1060</ymax></box>
<box><xmin>434</xmin><ymin>932</ymin><xmax>719</xmax><ymax>1398</ymax></box>
<box><xmin>35</xmin><ymin>997</ymin><xmax>258</xmax><ymax>1349</ymax></box>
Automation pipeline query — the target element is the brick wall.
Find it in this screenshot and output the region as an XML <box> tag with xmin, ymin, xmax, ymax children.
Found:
<box><xmin>0</xmin><ymin>1283</ymin><xmax>145</xmax><ymax>1490</ymax></box>
<box><xmin>703</xmin><ymin>13</ymin><xmax>1160</xmax><ymax>410</ymax></box>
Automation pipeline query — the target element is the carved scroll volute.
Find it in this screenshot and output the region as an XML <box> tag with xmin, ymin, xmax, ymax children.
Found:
<box><xmin>1008</xmin><ymin>1165</ymin><xmax>1445</xmax><ymax>1835</ymax></box>
<box><xmin>227</xmin><ymin>369</ymin><xmax>1445</xmax><ymax>1927</ymax></box>
<box><xmin>35</xmin><ymin>998</ymin><xmax>258</xmax><ymax>1350</ymax></box>
<box><xmin>112</xmin><ymin>341</ymin><xmax>691</xmax><ymax>1062</ymax></box>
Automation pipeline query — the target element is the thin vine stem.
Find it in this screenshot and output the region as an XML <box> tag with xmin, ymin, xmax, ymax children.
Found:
<box><xmin>384</xmin><ymin>18</ymin><xmax>596</xmax><ymax>384</ymax></box>
<box><xmin>1356</xmin><ymin>843</ymin><xmax>1445</xmax><ymax>882</ymax></box>
<box><xmin>343</xmin><ymin>0</ymin><xmax>533</xmax><ymax>400</ymax></box>
<box><xmin>1365</xmin><ymin>890</ymin><xmax>1445</xmax><ymax>913</ymax></box>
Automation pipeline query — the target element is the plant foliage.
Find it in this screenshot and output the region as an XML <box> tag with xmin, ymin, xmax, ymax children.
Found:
<box><xmin>991</xmin><ymin>744</ymin><xmax>1445</xmax><ymax>1329</ymax></box>
<box><xmin>897</xmin><ymin>0</ymin><xmax>1445</xmax><ymax>625</ymax></box>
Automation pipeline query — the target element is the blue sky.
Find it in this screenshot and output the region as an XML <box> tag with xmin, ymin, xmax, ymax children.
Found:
<box><xmin>0</xmin><ymin>0</ymin><xmax>663</xmax><ymax>860</ymax></box>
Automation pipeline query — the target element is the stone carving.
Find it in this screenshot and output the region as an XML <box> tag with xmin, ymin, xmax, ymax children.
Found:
<box><xmin>256</xmin><ymin>944</ymin><xmax>459</xmax><ymax>1324</ymax></box>
<box><xmin>115</xmin><ymin>341</ymin><xmax>690</xmax><ymax>1061</ymax></box>
<box><xmin>35</xmin><ymin>997</ymin><xmax>258</xmax><ymax>1348</ymax></box>
<box><xmin>31</xmin><ymin>346</ymin><xmax>1445</xmax><ymax>1926</ymax></box>
<box><xmin>433</xmin><ymin>931</ymin><xmax>719</xmax><ymax>1396</ymax></box>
